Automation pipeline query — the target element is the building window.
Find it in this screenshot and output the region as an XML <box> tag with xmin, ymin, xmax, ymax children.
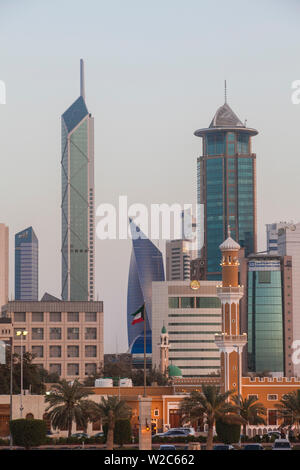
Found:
<box><xmin>49</xmin><ymin>364</ymin><xmax>61</xmax><ymax>376</ymax></box>
<box><xmin>267</xmin><ymin>394</ymin><xmax>278</xmax><ymax>401</ymax></box>
<box><xmin>85</xmin><ymin>345</ymin><xmax>97</xmax><ymax>357</ymax></box>
<box><xmin>85</xmin><ymin>363</ymin><xmax>96</xmax><ymax>376</ymax></box>
<box><xmin>32</xmin><ymin>346</ymin><xmax>43</xmax><ymax>358</ymax></box>
<box><xmin>258</xmin><ymin>271</ymin><xmax>271</xmax><ymax>284</ymax></box>
<box><xmin>268</xmin><ymin>409</ymin><xmax>277</xmax><ymax>426</ymax></box>
<box><xmin>85</xmin><ymin>328</ymin><xmax>97</xmax><ymax>340</ymax></box>
<box><xmin>14</xmin><ymin>312</ymin><xmax>26</xmax><ymax>322</ymax></box>
<box><xmin>181</xmin><ymin>297</ymin><xmax>194</xmax><ymax>308</ymax></box>
<box><xmin>168</xmin><ymin>298</ymin><xmax>179</xmax><ymax>309</ymax></box>
<box><xmin>67</xmin><ymin>328</ymin><xmax>79</xmax><ymax>340</ymax></box>
<box><xmin>14</xmin><ymin>346</ymin><xmax>26</xmax><ymax>355</ymax></box>
<box><xmin>32</xmin><ymin>328</ymin><xmax>44</xmax><ymax>340</ymax></box>
<box><xmin>67</xmin><ymin>312</ymin><xmax>79</xmax><ymax>322</ymax></box>
<box><xmin>195</xmin><ymin>297</ymin><xmax>221</xmax><ymax>308</ymax></box>
<box><xmin>248</xmin><ymin>395</ymin><xmax>258</xmax><ymax>400</ymax></box>
<box><xmin>26</xmin><ymin>413</ymin><xmax>34</xmax><ymax>420</ymax></box>
<box><xmin>67</xmin><ymin>363</ymin><xmax>79</xmax><ymax>376</ymax></box>
<box><xmin>67</xmin><ymin>345</ymin><xmax>79</xmax><ymax>358</ymax></box>
<box><xmin>154</xmin><ymin>409</ymin><xmax>159</xmax><ymax>417</ymax></box>
<box><xmin>32</xmin><ymin>312</ymin><xmax>44</xmax><ymax>322</ymax></box>
<box><xmin>50</xmin><ymin>327</ymin><xmax>61</xmax><ymax>340</ymax></box>
<box><xmin>85</xmin><ymin>312</ymin><xmax>97</xmax><ymax>322</ymax></box>
<box><xmin>50</xmin><ymin>345</ymin><xmax>61</xmax><ymax>358</ymax></box>
<box><xmin>50</xmin><ymin>312</ymin><xmax>61</xmax><ymax>322</ymax></box>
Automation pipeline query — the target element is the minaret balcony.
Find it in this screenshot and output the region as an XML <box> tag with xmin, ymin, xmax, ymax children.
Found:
<box><xmin>216</xmin><ymin>285</ymin><xmax>244</xmax><ymax>303</ymax></box>
<box><xmin>215</xmin><ymin>333</ymin><xmax>247</xmax><ymax>353</ymax></box>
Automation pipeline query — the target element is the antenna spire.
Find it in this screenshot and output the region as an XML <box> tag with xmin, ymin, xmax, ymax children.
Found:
<box><xmin>80</xmin><ymin>58</ymin><xmax>85</xmax><ymax>100</ymax></box>
<box><xmin>228</xmin><ymin>224</ymin><xmax>231</xmax><ymax>238</ymax></box>
<box><xmin>224</xmin><ymin>80</ymin><xmax>227</xmax><ymax>104</ymax></box>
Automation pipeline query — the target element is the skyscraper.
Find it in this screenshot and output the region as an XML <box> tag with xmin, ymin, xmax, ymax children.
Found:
<box><xmin>15</xmin><ymin>227</ymin><xmax>38</xmax><ymax>301</ymax></box>
<box><xmin>0</xmin><ymin>224</ymin><xmax>9</xmax><ymax>307</ymax></box>
<box><xmin>127</xmin><ymin>221</ymin><xmax>165</xmax><ymax>362</ymax></box>
<box><xmin>61</xmin><ymin>59</ymin><xmax>95</xmax><ymax>301</ymax></box>
<box><xmin>195</xmin><ymin>100</ymin><xmax>258</xmax><ymax>280</ymax></box>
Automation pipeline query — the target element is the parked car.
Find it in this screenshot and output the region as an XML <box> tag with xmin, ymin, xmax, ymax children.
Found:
<box><xmin>173</xmin><ymin>427</ymin><xmax>195</xmax><ymax>436</ymax></box>
<box><xmin>155</xmin><ymin>429</ymin><xmax>190</xmax><ymax>438</ymax></box>
<box><xmin>267</xmin><ymin>431</ymin><xmax>282</xmax><ymax>439</ymax></box>
<box><xmin>71</xmin><ymin>432</ymin><xmax>90</xmax><ymax>439</ymax></box>
<box><xmin>272</xmin><ymin>439</ymin><xmax>292</xmax><ymax>450</ymax></box>
<box><xmin>213</xmin><ymin>444</ymin><xmax>235</xmax><ymax>450</ymax></box>
<box><xmin>243</xmin><ymin>444</ymin><xmax>264</xmax><ymax>450</ymax></box>
<box><xmin>93</xmin><ymin>432</ymin><xmax>104</xmax><ymax>438</ymax></box>
<box><xmin>159</xmin><ymin>445</ymin><xmax>176</xmax><ymax>450</ymax></box>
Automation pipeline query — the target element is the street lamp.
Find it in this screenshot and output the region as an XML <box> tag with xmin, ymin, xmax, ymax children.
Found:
<box><xmin>233</xmin><ymin>344</ymin><xmax>242</xmax><ymax>446</ymax></box>
<box><xmin>16</xmin><ymin>330</ymin><xmax>28</xmax><ymax>418</ymax></box>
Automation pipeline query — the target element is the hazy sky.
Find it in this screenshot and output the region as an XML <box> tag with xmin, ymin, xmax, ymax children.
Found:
<box><xmin>0</xmin><ymin>0</ymin><xmax>299</xmax><ymax>353</ymax></box>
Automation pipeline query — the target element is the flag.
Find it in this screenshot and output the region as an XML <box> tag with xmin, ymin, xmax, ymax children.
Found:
<box><xmin>131</xmin><ymin>304</ymin><xmax>144</xmax><ymax>325</ymax></box>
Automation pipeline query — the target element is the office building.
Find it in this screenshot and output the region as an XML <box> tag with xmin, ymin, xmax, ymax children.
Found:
<box><xmin>15</xmin><ymin>227</ymin><xmax>38</xmax><ymax>301</ymax></box>
<box><xmin>0</xmin><ymin>224</ymin><xmax>8</xmax><ymax>308</ymax></box>
<box><xmin>127</xmin><ymin>221</ymin><xmax>165</xmax><ymax>364</ymax></box>
<box><xmin>194</xmin><ymin>100</ymin><xmax>258</xmax><ymax>280</ymax></box>
<box><xmin>152</xmin><ymin>280</ymin><xmax>222</xmax><ymax>377</ymax></box>
<box><xmin>1</xmin><ymin>297</ymin><xmax>103</xmax><ymax>380</ymax></box>
<box><xmin>266</xmin><ymin>222</ymin><xmax>290</xmax><ymax>254</ymax></box>
<box><xmin>61</xmin><ymin>59</ymin><xmax>95</xmax><ymax>301</ymax></box>
<box><xmin>278</xmin><ymin>222</ymin><xmax>300</xmax><ymax>377</ymax></box>
<box><xmin>166</xmin><ymin>239</ymin><xmax>192</xmax><ymax>281</ymax></box>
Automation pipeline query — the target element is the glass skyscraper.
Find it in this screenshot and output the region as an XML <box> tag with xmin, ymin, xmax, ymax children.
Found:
<box><xmin>15</xmin><ymin>227</ymin><xmax>38</xmax><ymax>301</ymax></box>
<box><xmin>247</xmin><ymin>256</ymin><xmax>284</xmax><ymax>375</ymax></box>
<box><xmin>195</xmin><ymin>101</ymin><xmax>258</xmax><ymax>280</ymax></box>
<box><xmin>127</xmin><ymin>221</ymin><xmax>165</xmax><ymax>357</ymax></box>
<box><xmin>61</xmin><ymin>59</ymin><xmax>95</xmax><ymax>301</ymax></box>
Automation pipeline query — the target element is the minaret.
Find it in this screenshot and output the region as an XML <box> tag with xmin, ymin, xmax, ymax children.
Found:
<box><xmin>215</xmin><ymin>229</ymin><xmax>247</xmax><ymax>396</ymax></box>
<box><xmin>160</xmin><ymin>325</ymin><xmax>170</xmax><ymax>376</ymax></box>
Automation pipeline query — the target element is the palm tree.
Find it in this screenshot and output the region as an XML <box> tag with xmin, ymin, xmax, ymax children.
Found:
<box><xmin>95</xmin><ymin>396</ymin><xmax>132</xmax><ymax>450</ymax></box>
<box><xmin>232</xmin><ymin>395</ymin><xmax>266</xmax><ymax>437</ymax></box>
<box><xmin>180</xmin><ymin>385</ymin><xmax>243</xmax><ymax>450</ymax></box>
<box><xmin>275</xmin><ymin>390</ymin><xmax>300</xmax><ymax>435</ymax></box>
<box><xmin>45</xmin><ymin>379</ymin><xmax>96</xmax><ymax>437</ymax></box>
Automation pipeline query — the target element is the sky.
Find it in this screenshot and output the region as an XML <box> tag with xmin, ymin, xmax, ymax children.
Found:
<box><xmin>0</xmin><ymin>0</ymin><xmax>299</xmax><ymax>353</ymax></box>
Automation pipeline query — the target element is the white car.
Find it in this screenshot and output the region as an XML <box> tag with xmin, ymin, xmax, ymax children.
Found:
<box><xmin>272</xmin><ymin>439</ymin><xmax>292</xmax><ymax>450</ymax></box>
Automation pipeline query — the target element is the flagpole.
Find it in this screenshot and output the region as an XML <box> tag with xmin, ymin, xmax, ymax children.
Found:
<box><xmin>143</xmin><ymin>303</ymin><xmax>147</xmax><ymax>397</ymax></box>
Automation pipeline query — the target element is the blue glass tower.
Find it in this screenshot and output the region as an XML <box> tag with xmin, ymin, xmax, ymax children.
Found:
<box><xmin>61</xmin><ymin>59</ymin><xmax>95</xmax><ymax>301</ymax></box>
<box><xmin>195</xmin><ymin>101</ymin><xmax>258</xmax><ymax>280</ymax></box>
<box><xmin>127</xmin><ymin>221</ymin><xmax>165</xmax><ymax>356</ymax></box>
<box><xmin>15</xmin><ymin>227</ymin><xmax>38</xmax><ymax>300</ymax></box>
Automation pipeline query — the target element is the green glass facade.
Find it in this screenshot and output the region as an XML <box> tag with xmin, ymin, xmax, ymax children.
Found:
<box><xmin>195</xmin><ymin>103</ymin><xmax>257</xmax><ymax>280</ymax></box>
<box><xmin>247</xmin><ymin>263</ymin><xmax>284</xmax><ymax>374</ymax></box>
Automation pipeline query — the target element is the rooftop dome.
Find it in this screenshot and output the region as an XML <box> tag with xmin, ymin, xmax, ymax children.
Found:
<box><xmin>219</xmin><ymin>236</ymin><xmax>240</xmax><ymax>251</ymax></box>
<box><xmin>209</xmin><ymin>103</ymin><xmax>244</xmax><ymax>128</ymax></box>
<box><xmin>161</xmin><ymin>325</ymin><xmax>167</xmax><ymax>334</ymax></box>
<box><xmin>168</xmin><ymin>364</ymin><xmax>182</xmax><ymax>378</ymax></box>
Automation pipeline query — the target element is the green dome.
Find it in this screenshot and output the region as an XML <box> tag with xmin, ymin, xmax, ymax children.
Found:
<box><xmin>161</xmin><ymin>325</ymin><xmax>167</xmax><ymax>334</ymax></box>
<box><xmin>168</xmin><ymin>364</ymin><xmax>182</xmax><ymax>377</ymax></box>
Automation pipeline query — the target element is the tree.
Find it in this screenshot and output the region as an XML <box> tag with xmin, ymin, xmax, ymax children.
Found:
<box><xmin>10</xmin><ymin>419</ymin><xmax>47</xmax><ymax>449</ymax></box>
<box><xmin>95</xmin><ymin>396</ymin><xmax>132</xmax><ymax>450</ymax></box>
<box><xmin>232</xmin><ymin>395</ymin><xmax>266</xmax><ymax>436</ymax></box>
<box><xmin>180</xmin><ymin>385</ymin><xmax>243</xmax><ymax>450</ymax></box>
<box><xmin>45</xmin><ymin>379</ymin><xmax>97</xmax><ymax>437</ymax></box>
<box><xmin>131</xmin><ymin>368</ymin><xmax>168</xmax><ymax>386</ymax></box>
<box><xmin>275</xmin><ymin>389</ymin><xmax>300</xmax><ymax>435</ymax></box>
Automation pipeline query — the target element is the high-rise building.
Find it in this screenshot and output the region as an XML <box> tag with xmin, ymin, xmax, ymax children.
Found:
<box><xmin>166</xmin><ymin>239</ymin><xmax>192</xmax><ymax>281</ymax></box>
<box><xmin>0</xmin><ymin>224</ymin><xmax>8</xmax><ymax>308</ymax></box>
<box><xmin>15</xmin><ymin>227</ymin><xmax>38</xmax><ymax>301</ymax></box>
<box><xmin>266</xmin><ymin>222</ymin><xmax>288</xmax><ymax>254</ymax></box>
<box><xmin>278</xmin><ymin>222</ymin><xmax>300</xmax><ymax>377</ymax></box>
<box><xmin>195</xmin><ymin>100</ymin><xmax>258</xmax><ymax>280</ymax></box>
<box><xmin>152</xmin><ymin>280</ymin><xmax>222</xmax><ymax>377</ymax></box>
<box><xmin>61</xmin><ymin>59</ymin><xmax>95</xmax><ymax>301</ymax></box>
<box><xmin>127</xmin><ymin>221</ymin><xmax>165</xmax><ymax>365</ymax></box>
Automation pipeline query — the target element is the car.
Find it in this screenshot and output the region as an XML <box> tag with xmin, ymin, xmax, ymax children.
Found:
<box><xmin>93</xmin><ymin>432</ymin><xmax>104</xmax><ymax>438</ymax></box>
<box><xmin>213</xmin><ymin>444</ymin><xmax>235</xmax><ymax>450</ymax></box>
<box><xmin>243</xmin><ymin>444</ymin><xmax>264</xmax><ymax>450</ymax></box>
<box><xmin>159</xmin><ymin>445</ymin><xmax>176</xmax><ymax>451</ymax></box>
<box><xmin>173</xmin><ymin>427</ymin><xmax>195</xmax><ymax>436</ymax></box>
<box><xmin>155</xmin><ymin>429</ymin><xmax>190</xmax><ymax>438</ymax></box>
<box><xmin>71</xmin><ymin>432</ymin><xmax>90</xmax><ymax>439</ymax></box>
<box><xmin>272</xmin><ymin>439</ymin><xmax>292</xmax><ymax>450</ymax></box>
<box><xmin>267</xmin><ymin>431</ymin><xmax>282</xmax><ymax>439</ymax></box>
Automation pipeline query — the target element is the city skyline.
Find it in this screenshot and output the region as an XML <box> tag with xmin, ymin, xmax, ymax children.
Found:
<box><xmin>0</xmin><ymin>0</ymin><xmax>299</xmax><ymax>353</ymax></box>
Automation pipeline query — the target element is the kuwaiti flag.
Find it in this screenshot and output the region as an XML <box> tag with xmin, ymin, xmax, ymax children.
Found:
<box><xmin>131</xmin><ymin>304</ymin><xmax>144</xmax><ymax>325</ymax></box>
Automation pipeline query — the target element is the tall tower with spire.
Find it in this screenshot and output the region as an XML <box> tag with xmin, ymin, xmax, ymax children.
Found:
<box><xmin>61</xmin><ymin>60</ymin><xmax>95</xmax><ymax>301</ymax></box>
<box><xmin>194</xmin><ymin>92</ymin><xmax>258</xmax><ymax>280</ymax></box>
<box><xmin>215</xmin><ymin>230</ymin><xmax>247</xmax><ymax>395</ymax></box>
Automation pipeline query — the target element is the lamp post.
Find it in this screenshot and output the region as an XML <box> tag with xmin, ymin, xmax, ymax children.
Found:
<box><xmin>16</xmin><ymin>330</ymin><xmax>28</xmax><ymax>418</ymax></box>
<box><xmin>233</xmin><ymin>344</ymin><xmax>242</xmax><ymax>446</ymax></box>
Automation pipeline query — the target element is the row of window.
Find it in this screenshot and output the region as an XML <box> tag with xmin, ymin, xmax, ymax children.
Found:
<box><xmin>14</xmin><ymin>327</ymin><xmax>98</xmax><ymax>340</ymax></box>
<box><xmin>14</xmin><ymin>344</ymin><xmax>97</xmax><ymax>358</ymax></box>
<box><xmin>13</xmin><ymin>312</ymin><xmax>98</xmax><ymax>322</ymax></box>
<box><xmin>169</xmin><ymin>297</ymin><xmax>221</xmax><ymax>309</ymax></box>
<box><xmin>46</xmin><ymin>363</ymin><xmax>97</xmax><ymax>376</ymax></box>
